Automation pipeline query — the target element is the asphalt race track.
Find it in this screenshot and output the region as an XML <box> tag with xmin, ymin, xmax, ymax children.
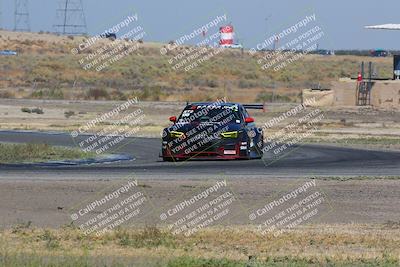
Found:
<box><xmin>0</xmin><ymin>130</ymin><xmax>400</xmax><ymax>179</ymax></box>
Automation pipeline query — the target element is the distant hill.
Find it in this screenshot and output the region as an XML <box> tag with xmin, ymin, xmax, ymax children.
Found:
<box><xmin>0</xmin><ymin>30</ymin><xmax>393</xmax><ymax>102</ymax></box>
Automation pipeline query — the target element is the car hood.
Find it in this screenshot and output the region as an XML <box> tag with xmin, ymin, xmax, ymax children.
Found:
<box><xmin>165</xmin><ymin>122</ymin><xmax>243</xmax><ymax>134</ymax></box>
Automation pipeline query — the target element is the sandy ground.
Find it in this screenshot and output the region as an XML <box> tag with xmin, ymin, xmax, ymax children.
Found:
<box><xmin>0</xmin><ymin>177</ymin><xmax>399</xmax><ymax>229</ymax></box>
<box><xmin>1</xmin><ymin>98</ymin><xmax>400</xmax><ymax>143</ymax></box>
<box><xmin>1</xmin><ymin>99</ymin><xmax>399</xmax><ymax>230</ymax></box>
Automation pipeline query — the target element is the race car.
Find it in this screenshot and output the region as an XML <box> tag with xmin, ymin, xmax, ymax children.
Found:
<box><xmin>161</xmin><ymin>102</ymin><xmax>264</xmax><ymax>161</ymax></box>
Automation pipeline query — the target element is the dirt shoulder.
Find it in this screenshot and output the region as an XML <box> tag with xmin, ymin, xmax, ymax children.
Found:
<box><xmin>1</xmin><ymin>99</ymin><xmax>400</xmax><ymax>151</ymax></box>
<box><xmin>1</xmin><ymin>176</ymin><xmax>399</xmax><ymax>266</ymax></box>
<box><xmin>0</xmin><ymin>177</ymin><xmax>399</xmax><ymax>228</ymax></box>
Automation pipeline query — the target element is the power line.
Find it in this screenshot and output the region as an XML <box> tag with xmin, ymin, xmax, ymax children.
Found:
<box><xmin>53</xmin><ymin>0</ymin><xmax>87</xmax><ymax>35</ymax></box>
<box><xmin>14</xmin><ymin>0</ymin><xmax>30</xmax><ymax>32</ymax></box>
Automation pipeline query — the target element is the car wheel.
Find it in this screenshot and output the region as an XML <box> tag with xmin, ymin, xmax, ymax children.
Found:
<box><xmin>162</xmin><ymin>157</ymin><xmax>174</xmax><ymax>162</ymax></box>
<box><xmin>252</xmin><ymin>135</ymin><xmax>264</xmax><ymax>159</ymax></box>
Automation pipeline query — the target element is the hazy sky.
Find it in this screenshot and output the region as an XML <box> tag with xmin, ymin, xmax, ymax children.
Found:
<box><xmin>1</xmin><ymin>0</ymin><xmax>400</xmax><ymax>49</ymax></box>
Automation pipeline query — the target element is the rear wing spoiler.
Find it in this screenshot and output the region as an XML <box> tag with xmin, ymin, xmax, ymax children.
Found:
<box><xmin>185</xmin><ymin>102</ymin><xmax>266</xmax><ymax>112</ymax></box>
<box><xmin>243</xmin><ymin>104</ymin><xmax>265</xmax><ymax>111</ymax></box>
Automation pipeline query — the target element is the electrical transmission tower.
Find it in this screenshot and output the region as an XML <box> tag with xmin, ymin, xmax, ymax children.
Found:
<box><xmin>54</xmin><ymin>0</ymin><xmax>87</xmax><ymax>35</ymax></box>
<box><xmin>14</xmin><ymin>0</ymin><xmax>30</xmax><ymax>32</ymax></box>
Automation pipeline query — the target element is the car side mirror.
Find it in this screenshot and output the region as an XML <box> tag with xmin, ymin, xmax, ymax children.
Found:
<box><xmin>245</xmin><ymin>117</ymin><xmax>254</xmax><ymax>124</ymax></box>
<box><xmin>169</xmin><ymin>116</ymin><xmax>177</xmax><ymax>123</ymax></box>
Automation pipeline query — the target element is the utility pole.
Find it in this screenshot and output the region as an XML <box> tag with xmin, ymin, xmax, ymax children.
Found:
<box><xmin>14</xmin><ymin>0</ymin><xmax>30</xmax><ymax>32</ymax></box>
<box><xmin>265</xmin><ymin>14</ymin><xmax>272</xmax><ymax>35</ymax></box>
<box><xmin>54</xmin><ymin>0</ymin><xmax>87</xmax><ymax>35</ymax></box>
<box><xmin>0</xmin><ymin>0</ymin><xmax>2</xmax><ymax>29</ymax></box>
<box><xmin>265</xmin><ymin>14</ymin><xmax>272</xmax><ymax>50</ymax></box>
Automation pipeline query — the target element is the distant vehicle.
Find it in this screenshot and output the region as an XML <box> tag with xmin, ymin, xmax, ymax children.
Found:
<box><xmin>315</xmin><ymin>49</ymin><xmax>335</xmax><ymax>56</ymax></box>
<box><xmin>220</xmin><ymin>43</ymin><xmax>243</xmax><ymax>49</ymax></box>
<box><xmin>161</xmin><ymin>102</ymin><xmax>264</xmax><ymax>161</ymax></box>
<box><xmin>104</xmin><ymin>32</ymin><xmax>117</xmax><ymax>40</ymax></box>
<box><xmin>0</xmin><ymin>50</ymin><xmax>17</xmax><ymax>56</ymax></box>
<box><xmin>365</xmin><ymin>24</ymin><xmax>398</xmax><ymax>57</ymax></box>
<box><xmin>230</xmin><ymin>44</ymin><xmax>243</xmax><ymax>49</ymax></box>
<box><xmin>370</xmin><ymin>49</ymin><xmax>388</xmax><ymax>57</ymax></box>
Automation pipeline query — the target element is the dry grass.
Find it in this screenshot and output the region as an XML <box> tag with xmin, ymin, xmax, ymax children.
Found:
<box><xmin>0</xmin><ymin>224</ymin><xmax>399</xmax><ymax>266</ymax></box>
<box><xmin>0</xmin><ymin>30</ymin><xmax>393</xmax><ymax>103</ymax></box>
<box><xmin>0</xmin><ymin>143</ymin><xmax>96</xmax><ymax>164</ymax></box>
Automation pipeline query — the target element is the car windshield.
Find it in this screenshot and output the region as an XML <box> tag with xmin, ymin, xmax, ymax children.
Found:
<box><xmin>177</xmin><ymin>105</ymin><xmax>242</xmax><ymax>124</ymax></box>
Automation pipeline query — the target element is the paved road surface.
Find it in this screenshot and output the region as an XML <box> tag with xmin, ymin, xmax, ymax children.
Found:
<box><xmin>0</xmin><ymin>130</ymin><xmax>399</xmax><ymax>179</ymax></box>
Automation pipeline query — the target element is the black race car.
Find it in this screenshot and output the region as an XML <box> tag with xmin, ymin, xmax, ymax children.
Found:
<box><xmin>161</xmin><ymin>102</ymin><xmax>264</xmax><ymax>161</ymax></box>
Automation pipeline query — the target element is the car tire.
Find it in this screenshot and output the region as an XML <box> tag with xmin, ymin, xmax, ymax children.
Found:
<box><xmin>162</xmin><ymin>157</ymin><xmax>174</xmax><ymax>162</ymax></box>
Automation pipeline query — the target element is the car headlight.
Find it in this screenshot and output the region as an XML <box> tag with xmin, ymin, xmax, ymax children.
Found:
<box><xmin>221</xmin><ymin>131</ymin><xmax>238</xmax><ymax>138</ymax></box>
<box><xmin>170</xmin><ymin>131</ymin><xmax>185</xmax><ymax>138</ymax></box>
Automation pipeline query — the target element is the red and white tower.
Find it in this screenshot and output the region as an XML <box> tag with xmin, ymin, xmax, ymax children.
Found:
<box><xmin>219</xmin><ymin>25</ymin><xmax>234</xmax><ymax>47</ymax></box>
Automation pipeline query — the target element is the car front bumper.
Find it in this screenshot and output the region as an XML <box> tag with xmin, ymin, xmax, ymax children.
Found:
<box><xmin>161</xmin><ymin>138</ymin><xmax>250</xmax><ymax>160</ymax></box>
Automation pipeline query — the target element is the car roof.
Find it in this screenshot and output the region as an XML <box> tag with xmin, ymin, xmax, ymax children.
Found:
<box><xmin>186</xmin><ymin>102</ymin><xmax>241</xmax><ymax>107</ymax></box>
